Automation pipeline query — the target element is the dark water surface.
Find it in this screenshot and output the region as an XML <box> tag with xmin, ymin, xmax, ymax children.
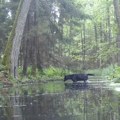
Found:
<box><xmin>0</xmin><ymin>79</ymin><xmax>120</xmax><ymax>120</ymax></box>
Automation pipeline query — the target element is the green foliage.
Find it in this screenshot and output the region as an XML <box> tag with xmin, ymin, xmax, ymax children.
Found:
<box><xmin>0</xmin><ymin>0</ymin><xmax>119</xmax><ymax>79</ymax></box>
<box><xmin>18</xmin><ymin>66</ymin><xmax>37</xmax><ymax>80</ymax></box>
<box><xmin>87</xmin><ymin>64</ymin><xmax>116</xmax><ymax>77</ymax></box>
<box><xmin>101</xmin><ymin>64</ymin><xmax>116</xmax><ymax>77</ymax></box>
<box><xmin>114</xmin><ymin>66</ymin><xmax>120</xmax><ymax>78</ymax></box>
<box><xmin>0</xmin><ymin>64</ymin><xmax>5</xmax><ymax>72</ymax></box>
<box><xmin>0</xmin><ymin>2</ymin><xmax>13</xmax><ymax>54</ymax></box>
<box><xmin>43</xmin><ymin>66</ymin><xmax>70</xmax><ymax>77</ymax></box>
<box><xmin>97</xmin><ymin>42</ymin><xmax>118</xmax><ymax>62</ymax></box>
<box><xmin>17</xmin><ymin>66</ymin><xmax>71</xmax><ymax>82</ymax></box>
<box><xmin>86</xmin><ymin>69</ymin><xmax>102</xmax><ymax>76</ymax></box>
<box><xmin>88</xmin><ymin>64</ymin><xmax>120</xmax><ymax>83</ymax></box>
<box><xmin>109</xmin><ymin>66</ymin><xmax>120</xmax><ymax>83</ymax></box>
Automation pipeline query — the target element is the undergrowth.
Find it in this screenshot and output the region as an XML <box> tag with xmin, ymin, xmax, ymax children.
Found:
<box><xmin>17</xmin><ymin>66</ymin><xmax>72</xmax><ymax>83</ymax></box>
<box><xmin>1</xmin><ymin>62</ymin><xmax>120</xmax><ymax>84</ymax></box>
<box><xmin>87</xmin><ymin>64</ymin><xmax>120</xmax><ymax>83</ymax></box>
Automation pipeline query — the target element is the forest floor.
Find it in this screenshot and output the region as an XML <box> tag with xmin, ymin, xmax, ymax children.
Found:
<box><xmin>0</xmin><ymin>72</ymin><xmax>13</xmax><ymax>86</ymax></box>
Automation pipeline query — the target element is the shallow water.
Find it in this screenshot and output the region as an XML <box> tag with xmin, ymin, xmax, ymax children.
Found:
<box><xmin>0</xmin><ymin>80</ymin><xmax>120</xmax><ymax>120</ymax></box>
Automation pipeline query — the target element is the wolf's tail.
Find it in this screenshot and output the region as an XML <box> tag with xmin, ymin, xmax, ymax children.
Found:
<box><xmin>87</xmin><ymin>74</ymin><xmax>94</xmax><ymax>76</ymax></box>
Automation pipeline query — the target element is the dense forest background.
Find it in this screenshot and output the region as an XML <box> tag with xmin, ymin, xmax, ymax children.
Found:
<box><xmin>0</xmin><ymin>0</ymin><xmax>120</xmax><ymax>81</ymax></box>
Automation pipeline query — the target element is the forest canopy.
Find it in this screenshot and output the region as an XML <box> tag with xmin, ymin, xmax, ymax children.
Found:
<box><xmin>0</xmin><ymin>0</ymin><xmax>120</xmax><ymax>80</ymax></box>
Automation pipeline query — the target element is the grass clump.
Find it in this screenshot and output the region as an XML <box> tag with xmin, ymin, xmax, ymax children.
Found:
<box><xmin>43</xmin><ymin>66</ymin><xmax>71</xmax><ymax>77</ymax></box>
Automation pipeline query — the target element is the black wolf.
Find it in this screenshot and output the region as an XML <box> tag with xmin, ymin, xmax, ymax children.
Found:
<box><xmin>64</xmin><ymin>74</ymin><xmax>94</xmax><ymax>83</ymax></box>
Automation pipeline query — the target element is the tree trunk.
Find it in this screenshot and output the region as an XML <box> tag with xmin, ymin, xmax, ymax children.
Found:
<box><xmin>82</xmin><ymin>20</ymin><xmax>86</xmax><ymax>70</ymax></box>
<box><xmin>107</xmin><ymin>5</ymin><xmax>111</xmax><ymax>42</ymax></box>
<box><xmin>94</xmin><ymin>23</ymin><xmax>99</xmax><ymax>68</ymax></box>
<box><xmin>113</xmin><ymin>0</ymin><xmax>120</xmax><ymax>65</ymax></box>
<box><xmin>11</xmin><ymin>0</ymin><xmax>32</xmax><ymax>78</ymax></box>
<box><xmin>22</xmin><ymin>14</ymin><xmax>30</xmax><ymax>76</ymax></box>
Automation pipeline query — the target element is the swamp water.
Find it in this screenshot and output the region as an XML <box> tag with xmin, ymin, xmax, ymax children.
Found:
<box><xmin>0</xmin><ymin>78</ymin><xmax>120</xmax><ymax>120</ymax></box>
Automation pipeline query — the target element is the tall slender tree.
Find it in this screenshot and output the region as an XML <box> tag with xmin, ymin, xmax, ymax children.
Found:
<box><xmin>113</xmin><ymin>0</ymin><xmax>120</xmax><ymax>65</ymax></box>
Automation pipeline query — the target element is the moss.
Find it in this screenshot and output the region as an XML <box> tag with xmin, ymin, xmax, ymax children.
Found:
<box><xmin>2</xmin><ymin>0</ymin><xmax>24</xmax><ymax>71</ymax></box>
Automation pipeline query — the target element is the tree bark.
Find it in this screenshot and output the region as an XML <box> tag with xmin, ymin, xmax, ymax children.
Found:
<box><xmin>107</xmin><ymin>5</ymin><xmax>111</xmax><ymax>42</ymax></box>
<box><xmin>113</xmin><ymin>0</ymin><xmax>120</xmax><ymax>65</ymax></box>
<box><xmin>82</xmin><ymin>20</ymin><xmax>86</xmax><ymax>70</ymax></box>
<box><xmin>11</xmin><ymin>0</ymin><xmax>32</xmax><ymax>78</ymax></box>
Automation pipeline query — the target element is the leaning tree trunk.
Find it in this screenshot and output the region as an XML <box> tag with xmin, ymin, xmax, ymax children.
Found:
<box><xmin>11</xmin><ymin>0</ymin><xmax>32</xmax><ymax>78</ymax></box>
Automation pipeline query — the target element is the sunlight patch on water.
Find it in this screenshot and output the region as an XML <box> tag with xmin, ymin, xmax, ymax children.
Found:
<box><xmin>109</xmin><ymin>82</ymin><xmax>120</xmax><ymax>92</ymax></box>
<box><xmin>109</xmin><ymin>82</ymin><xmax>120</xmax><ymax>87</ymax></box>
<box><xmin>114</xmin><ymin>87</ymin><xmax>120</xmax><ymax>92</ymax></box>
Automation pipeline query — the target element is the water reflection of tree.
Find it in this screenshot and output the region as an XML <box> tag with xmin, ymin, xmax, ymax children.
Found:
<box><xmin>0</xmin><ymin>84</ymin><xmax>120</xmax><ymax>120</ymax></box>
<box><xmin>18</xmin><ymin>88</ymin><xmax>119</xmax><ymax>120</ymax></box>
<box><xmin>0</xmin><ymin>88</ymin><xmax>13</xmax><ymax>120</ymax></box>
<box><xmin>88</xmin><ymin>88</ymin><xmax>119</xmax><ymax>120</ymax></box>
